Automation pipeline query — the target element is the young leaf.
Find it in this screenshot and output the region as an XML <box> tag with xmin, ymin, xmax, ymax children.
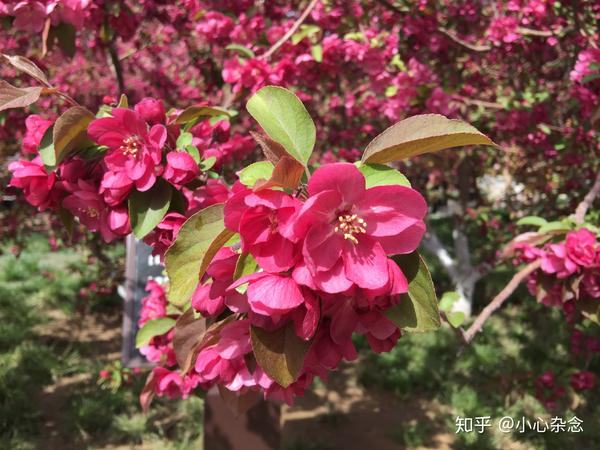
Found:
<box><xmin>385</xmin><ymin>252</ymin><xmax>441</xmax><ymax>332</ymax></box>
<box><xmin>1</xmin><ymin>54</ymin><xmax>50</xmax><ymax>86</ymax></box>
<box><xmin>249</xmin><ymin>131</ymin><xmax>288</xmax><ymax>165</ymax></box>
<box><xmin>254</xmin><ymin>156</ymin><xmax>305</xmax><ymax>191</ymax></box>
<box><xmin>538</xmin><ymin>220</ymin><xmax>572</xmax><ymax>234</ymax></box>
<box><xmin>238</xmin><ymin>161</ymin><xmax>274</xmax><ymax>187</ymax></box>
<box><xmin>438</xmin><ymin>291</ymin><xmax>461</xmax><ymax>312</ymax></box>
<box><xmin>117</xmin><ymin>94</ymin><xmax>128</xmax><ymax>108</ymax></box>
<box><xmin>52</xmin><ymin>106</ymin><xmax>95</xmax><ymax>163</ymax></box>
<box><xmin>165</xmin><ymin>204</ymin><xmax>234</xmax><ymax>307</ymax></box>
<box><xmin>311</xmin><ymin>44</ymin><xmax>323</xmax><ymax>62</ymax></box>
<box><xmin>250</xmin><ymin>323</ymin><xmax>312</xmax><ymax>388</ymax></box>
<box><xmin>176</xmin><ymin>131</ymin><xmax>194</xmax><ymax>149</ymax></box>
<box><xmin>0</xmin><ymin>80</ymin><xmax>42</xmax><ymax>112</ymax></box>
<box><xmin>225</xmin><ymin>44</ymin><xmax>255</xmax><ymax>58</ymax></box>
<box><xmin>175</xmin><ymin>105</ymin><xmax>231</xmax><ymax>125</ymax></box>
<box><xmin>128</xmin><ymin>179</ymin><xmax>173</xmax><ymax>239</ymax></box>
<box><xmin>38</xmin><ymin>125</ymin><xmax>56</xmax><ymax>169</ymax></box>
<box><xmin>135</xmin><ymin>317</ymin><xmax>176</xmax><ymax>348</ymax></box>
<box><xmin>447</xmin><ymin>311</ymin><xmax>465</xmax><ymax>328</ymax></box>
<box><xmin>516</xmin><ymin>216</ymin><xmax>547</xmax><ymax>227</ymax></box>
<box><xmin>361</xmin><ymin>114</ymin><xmax>497</xmax><ymax>164</ymax></box>
<box><xmin>200</xmin><ymin>156</ymin><xmax>216</xmax><ymax>171</ymax></box>
<box><xmin>357</xmin><ymin>163</ymin><xmax>411</xmax><ymax>188</ymax></box>
<box><xmin>184</xmin><ymin>145</ymin><xmax>201</xmax><ymax>164</ymax></box>
<box><xmin>246</xmin><ymin>86</ymin><xmax>316</xmax><ymax>166</ymax></box>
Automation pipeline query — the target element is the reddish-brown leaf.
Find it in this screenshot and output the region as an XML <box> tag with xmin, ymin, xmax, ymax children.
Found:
<box><xmin>140</xmin><ymin>370</ymin><xmax>157</xmax><ymax>414</ymax></box>
<box><xmin>250</xmin><ymin>131</ymin><xmax>288</xmax><ymax>165</ymax></box>
<box><xmin>0</xmin><ymin>80</ymin><xmax>42</xmax><ymax>112</ymax></box>
<box><xmin>217</xmin><ymin>385</ymin><xmax>260</xmax><ymax>417</ymax></box>
<box><xmin>250</xmin><ymin>322</ymin><xmax>311</xmax><ymax>388</ymax></box>
<box><xmin>361</xmin><ymin>114</ymin><xmax>498</xmax><ymax>164</ymax></box>
<box><xmin>255</xmin><ymin>156</ymin><xmax>304</xmax><ymax>191</ymax></box>
<box><xmin>2</xmin><ymin>54</ymin><xmax>50</xmax><ymax>86</ymax></box>
<box><xmin>52</xmin><ymin>106</ymin><xmax>95</xmax><ymax>162</ymax></box>
<box><xmin>173</xmin><ymin>308</ymin><xmax>207</xmax><ymax>373</ymax></box>
<box><xmin>174</xmin><ymin>312</ymin><xmax>236</xmax><ymax>374</ymax></box>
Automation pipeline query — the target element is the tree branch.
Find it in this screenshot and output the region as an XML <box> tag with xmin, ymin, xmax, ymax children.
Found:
<box><xmin>107</xmin><ymin>42</ymin><xmax>125</xmax><ymax>94</ymax></box>
<box><xmin>574</xmin><ymin>171</ymin><xmax>600</xmax><ymax>225</ymax></box>
<box><xmin>462</xmin><ymin>260</ymin><xmax>541</xmax><ymax>343</ymax></box>
<box><xmin>438</xmin><ymin>28</ymin><xmax>492</xmax><ymax>52</ymax></box>
<box><xmin>261</xmin><ymin>0</ymin><xmax>319</xmax><ymax>60</ymax></box>
<box><xmin>373</xmin><ymin>0</ymin><xmax>403</xmax><ymax>15</ymax></box>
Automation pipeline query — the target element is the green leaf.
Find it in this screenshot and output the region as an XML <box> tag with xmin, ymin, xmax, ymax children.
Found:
<box><xmin>165</xmin><ymin>204</ymin><xmax>234</xmax><ymax>307</ymax></box>
<box><xmin>385</xmin><ymin>252</ymin><xmax>440</xmax><ymax>333</ymax></box>
<box><xmin>291</xmin><ymin>24</ymin><xmax>320</xmax><ymax>44</ymax></box>
<box><xmin>128</xmin><ymin>179</ymin><xmax>172</xmax><ymax>239</ymax></box>
<box><xmin>517</xmin><ymin>216</ymin><xmax>548</xmax><ymax>227</ymax></box>
<box><xmin>38</xmin><ymin>125</ymin><xmax>56</xmax><ymax>170</ymax></box>
<box><xmin>117</xmin><ymin>94</ymin><xmax>128</xmax><ymax>108</ymax></box>
<box><xmin>136</xmin><ymin>317</ymin><xmax>176</xmax><ymax>348</ymax></box>
<box><xmin>184</xmin><ymin>145</ymin><xmax>201</xmax><ymax>164</ymax></box>
<box><xmin>200</xmin><ymin>156</ymin><xmax>216</xmax><ymax>171</ymax></box>
<box><xmin>176</xmin><ymin>131</ymin><xmax>194</xmax><ymax>149</ymax></box>
<box><xmin>239</xmin><ymin>161</ymin><xmax>274</xmax><ymax>187</ymax></box>
<box><xmin>311</xmin><ymin>44</ymin><xmax>323</xmax><ymax>62</ymax></box>
<box><xmin>438</xmin><ymin>291</ymin><xmax>460</xmax><ymax>312</ymax></box>
<box><xmin>538</xmin><ymin>220</ymin><xmax>572</xmax><ymax>234</ymax></box>
<box><xmin>357</xmin><ymin>163</ymin><xmax>411</xmax><ymax>188</ymax></box>
<box><xmin>175</xmin><ymin>106</ymin><xmax>231</xmax><ymax>125</ymax></box>
<box><xmin>447</xmin><ymin>312</ymin><xmax>465</xmax><ymax>328</ymax></box>
<box><xmin>250</xmin><ymin>323</ymin><xmax>311</xmax><ymax>388</ymax></box>
<box><xmin>246</xmin><ymin>86</ymin><xmax>316</xmax><ymax>166</ymax></box>
<box><xmin>52</xmin><ymin>106</ymin><xmax>95</xmax><ymax>164</ymax></box>
<box><xmin>225</xmin><ymin>44</ymin><xmax>255</xmax><ymax>58</ymax></box>
<box><xmin>233</xmin><ymin>253</ymin><xmax>258</xmax><ymax>282</ymax></box>
<box><xmin>361</xmin><ymin>114</ymin><xmax>497</xmax><ymax>164</ymax></box>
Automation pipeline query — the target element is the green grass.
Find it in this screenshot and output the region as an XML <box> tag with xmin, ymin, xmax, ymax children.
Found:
<box><xmin>0</xmin><ymin>233</ymin><xmax>203</xmax><ymax>449</ymax></box>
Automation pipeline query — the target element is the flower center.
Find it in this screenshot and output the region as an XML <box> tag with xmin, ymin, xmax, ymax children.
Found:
<box><xmin>87</xmin><ymin>207</ymin><xmax>100</xmax><ymax>218</ymax></box>
<box><xmin>268</xmin><ymin>212</ymin><xmax>279</xmax><ymax>233</ymax></box>
<box><xmin>334</xmin><ymin>213</ymin><xmax>367</xmax><ymax>244</ymax></box>
<box><xmin>120</xmin><ymin>136</ymin><xmax>142</xmax><ymax>156</ymax></box>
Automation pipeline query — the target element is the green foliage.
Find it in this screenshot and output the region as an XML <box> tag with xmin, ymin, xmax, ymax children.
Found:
<box><xmin>129</xmin><ymin>179</ymin><xmax>173</xmax><ymax>239</ymax></box>
<box><xmin>356</xmin><ymin>162</ymin><xmax>411</xmax><ymax>188</ymax></box>
<box><xmin>246</xmin><ymin>86</ymin><xmax>316</xmax><ymax>166</ymax></box>
<box><xmin>165</xmin><ymin>203</ymin><xmax>232</xmax><ymax>307</ymax></box>
<box><xmin>386</xmin><ymin>252</ymin><xmax>440</xmax><ymax>333</ymax></box>
<box><xmin>136</xmin><ymin>317</ymin><xmax>176</xmax><ymax>348</ymax></box>
<box><xmin>239</xmin><ymin>160</ymin><xmax>274</xmax><ymax>187</ymax></box>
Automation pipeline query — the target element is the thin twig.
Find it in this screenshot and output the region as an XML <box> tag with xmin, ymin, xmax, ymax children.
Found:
<box><xmin>261</xmin><ymin>0</ymin><xmax>319</xmax><ymax>60</ymax></box>
<box><xmin>454</xmin><ymin>95</ymin><xmax>505</xmax><ymax>110</ymax></box>
<box><xmin>438</xmin><ymin>28</ymin><xmax>492</xmax><ymax>52</ymax></box>
<box><xmin>107</xmin><ymin>42</ymin><xmax>125</xmax><ymax>94</ymax></box>
<box><xmin>574</xmin><ymin>171</ymin><xmax>600</xmax><ymax>224</ymax></box>
<box><xmin>373</xmin><ymin>0</ymin><xmax>403</xmax><ymax>15</ymax></box>
<box><xmin>462</xmin><ymin>260</ymin><xmax>541</xmax><ymax>343</ymax></box>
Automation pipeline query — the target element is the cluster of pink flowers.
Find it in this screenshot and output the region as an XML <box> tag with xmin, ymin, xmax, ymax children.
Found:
<box><xmin>0</xmin><ymin>0</ymin><xmax>91</xmax><ymax>33</ymax></box>
<box><xmin>8</xmin><ymin>98</ymin><xmax>251</xmax><ymax>247</ymax></box>
<box><xmin>139</xmin><ymin>162</ymin><xmax>428</xmax><ymax>403</ymax></box>
<box><xmin>516</xmin><ymin>228</ymin><xmax>600</xmax><ymax>313</ymax></box>
<box><xmin>570</xmin><ymin>48</ymin><xmax>600</xmax><ymax>84</ymax></box>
